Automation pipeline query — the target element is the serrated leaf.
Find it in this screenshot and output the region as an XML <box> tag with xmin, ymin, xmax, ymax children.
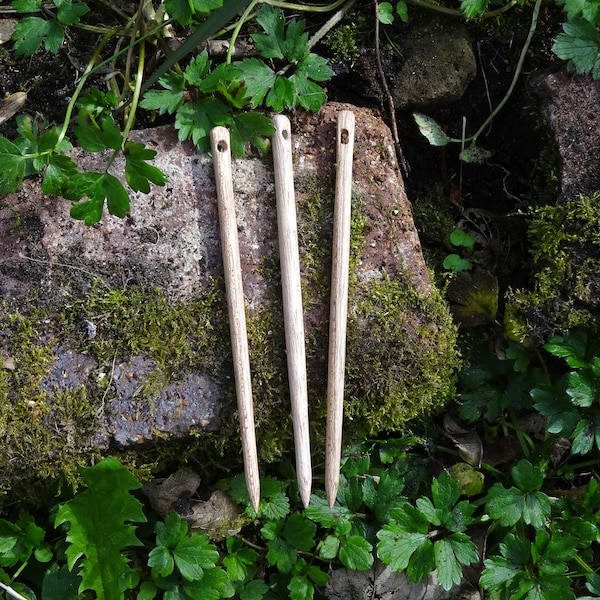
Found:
<box><xmin>182</xmin><ymin>566</ymin><xmax>234</xmax><ymax>600</ymax></box>
<box><xmin>416</xmin><ymin>497</ymin><xmax>442</xmax><ymax>526</ymax></box>
<box><xmin>148</xmin><ymin>545</ymin><xmax>174</xmax><ymax>578</ymax></box>
<box><xmin>339</xmin><ymin>535</ymin><xmax>374</xmax><ymax>571</ymax></box>
<box><xmin>239</xmin><ymin>579</ymin><xmax>269</xmax><ymax>600</ymax></box>
<box><xmin>0</xmin><ymin>137</ymin><xmax>27</xmax><ymax>194</ymax></box>
<box><xmin>266</xmin><ymin>538</ymin><xmax>296</xmax><ymax>573</ymax></box>
<box><xmin>42</xmin><ymin>563</ymin><xmax>81</xmax><ymax>600</ymax></box>
<box><xmin>253</xmin><ymin>4</ymin><xmax>286</xmax><ymax>59</ymax></box>
<box><xmin>184</xmin><ymin>52</ymin><xmax>212</xmax><ymax>87</ymax></box>
<box><xmin>567</xmin><ymin>370</ymin><xmax>596</xmax><ymax>407</ymax></box>
<box><xmin>413</xmin><ymin>112</ymin><xmax>453</xmax><ymax>146</ymax></box>
<box><xmin>572</xmin><ymin>418</ymin><xmax>595</xmax><ymax>454</ymax></box>
<box><xmin>281</xmin><ymin>19</ymin><xmax>308</xmax><ymax>61</ymax></box>
<box><xmin>291</xmin><ymin>74</ymin><xmax>327</xmax><ymax>112</ymax></box>
<box><xmin>12</xmin><ymin>17</ymin><xmax>64</xmax><ymax>56</ymax></box>
<box><xmin>75</xmin><ymin>115</ymin><xmax>122</xmax><ymax>152</ymax></box>
<box><xmin>552</xmin><ymin>18</ymin><xmax>600</xmax><ymax>77</ymax></box>
<box><xmin>486</xmin><ymin>484</ymin><xmax>525</xmax><ymax>526</ymax></box>
<box><xmin>124</xmin><ymin>141</ymin><xmax>167</xmax><ymax>193</ymax></box>
<box><xmin>140</xmin><ymin>84</ymin><xmax>185</xmax><ymax>115</ymax></box>
<box><xmin>434</xmin><ymin>538</ymin><xmax>464</xmax><ymax>590</ymax></box>
<box><xmin>199</xmin><ymin>62</ymin><xmax>242</xmax><ymax>94</ymax></box>
<box><xmin>174</xmin><ymin>534</ymin><xmax>218</xmax><ymax>581</ymax></box>
<box><xmin>480</xmin><ymin>556</ymin><xmax>521</xmax><ymax>588</ymax></box>
<box><xmin>283</xmin><ymin>513</ymin><xmax>316</xmax><ymax>552</ymax></box>
<box><xmin>377</xmin><ymin>525</ymin><xmax>429</xmax><ymax>572</ymax></box>
<box><xmin>164</xmin><ymin>0</ymin><xmax>223</xmax><ymax>26</ymax></box>
<box><xmin>512</xmin><ymin>459</ymin><xmax>543</xmax><ymax>492</ymax></box>
<box><xmin>432</xmin><ymin>471</ymin><xmax>461</xmax><ymax>513</ymax></box>
<box><xmin>237</xmin><ymin>58</ymin><xmax>276</xmax><ymax>108</ymax></box>
<box><xmin>265</xmin><ymin>76</ymin><xmax>296</xmax><ymax>112</ymax></box>
<box><xmin>54</xmin><ymin>457</ymin><xmax>145</xmax><ymax>598</ymax></box>
<box><xmin>156</xmin><ymin>512</ymin><xmax>188</xmax><ymax>548</ymax></box>
<box><xmin>12</xmin><ymin>0</ymin><xmax>42</xmax><ymax>11</ymax></box>
<box><xmin>304</xmin><ymin>495</ymin><xmax>353</xmax><ymax>528</ymax></box>
<box><xmin>66</xmin><ymin>171</ymin><xmax>130</xmax><ymax>224</ymax></box>
<box><xmin>230</xmin><ymin>111</ymin><xmax>274</xmax><ymax>157</ymax></box>
<box><xmin>42</xmin><ymin>154</ymin><xmax>78</xmax><ymax>195</ymax></box>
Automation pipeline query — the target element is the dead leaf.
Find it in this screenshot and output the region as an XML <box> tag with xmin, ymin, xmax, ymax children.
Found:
<box><xmin>447</xmin><ymin>268</ymin><xmax>498</xmax><ymax>327</ymax></box>
<box><xmin>443</xmin><ymin>414</ymin><xmax>483</xmax><ymax>467</ymax></box>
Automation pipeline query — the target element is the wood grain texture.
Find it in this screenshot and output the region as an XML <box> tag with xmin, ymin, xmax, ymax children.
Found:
<box><xmin>325</xmin><ymin>110</ymin><xmax>355</xmax><ymax>507</ymax></box>
<box><xmin>271</xmin><ymin>115</ymin><xmax>312</xmax><ymax>508</ymax></box>
<box><xmin>210</xmin><ymin>126</ymin><xmax>260</xmax><ymax>512</ymax></box>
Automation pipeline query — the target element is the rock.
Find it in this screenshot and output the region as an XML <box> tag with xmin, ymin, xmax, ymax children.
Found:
<box><xmin>392</xmin><ymin>27</ymin><xmax>477</xmax><ymax>110</ymax></box>
<box><xmin>531</xmin><ymin>71</ymin><xmax>600</xmax><ymax>202</ymax></box>
<box><xmin>325</xmin><ymin>563</ymin><xmax>481</xmax><ymax>600</ymax></box>
<box><xmin>0</xmin><ymin>102</ymin><xmax>459</xmax><ymax>489</ymax></box>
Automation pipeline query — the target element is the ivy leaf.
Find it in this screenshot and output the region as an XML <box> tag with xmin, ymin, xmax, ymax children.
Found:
<box><xmin>339</xmin><ymin>535</ymin><xmax>374</xmax><ymax>571</ymax></box>
<box><xmin>124</xmin><ymin>141</ymin><xmax>167</xmax><ymax>193</ymax></box>
<box><xmin>65</xmin><ymin>172</ymin><xmax>130</xmax><ymax>225</ymax></box>
<box><xmin>54</xmin><ymin>457</ymin><xmax>146</xmax><ymax>599</ymax></box>
<box><xmin>552</xmin><ymin>18</ymin><xmax>600</xmax><ymax>78</ymax></box>
<box><xmin>0</xmin><ymin>137</ymin><xmax>27</xmax><ymax>194</ymax></box>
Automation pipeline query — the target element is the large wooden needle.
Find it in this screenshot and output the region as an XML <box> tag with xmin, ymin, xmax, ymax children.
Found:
<box><xmin>271</xmin><ymin>115</ymin><xmax>312</xmax><ymax>508</ymax></box>
<box><xmin>325</xmin><ymin>110</ymin><xmax>355</xmax><ymax>508</ymax></box>
<box><xmin>210</xmin><ymin>127</ymin><xmax>260</xmax><ymax>513</ymax></box>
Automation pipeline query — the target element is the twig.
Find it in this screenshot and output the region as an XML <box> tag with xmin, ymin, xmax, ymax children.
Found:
<box><xmin>373</xmin><ymin>0</ymin><xmax>410</xmax><ymax>176</ymax></box>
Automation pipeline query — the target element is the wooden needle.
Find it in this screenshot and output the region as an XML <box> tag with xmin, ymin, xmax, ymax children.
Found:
<box><xmin>325</xmin><ymin>110</ymin><xmax>355</xmax><ymax>508</ymax></box>
<box><xmin>210</xmin><ymin>126</ymin><xmax>260</xmax><ymax>513</ymax></box>
<box><xmin>271</xmin><ymin>115</ymin><xmax>312</xmax><ymax>508</ymax></box>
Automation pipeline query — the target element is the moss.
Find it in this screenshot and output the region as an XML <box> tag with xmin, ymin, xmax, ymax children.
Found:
<box><xmin>0</xmin><ymin>172</ymin><xmax>460</xmax><ymax>504</ymax></box>
<box><xmin>504</xmin><ymin>192</ymin><xmax>600</xmax><ymax>342</ymax></box>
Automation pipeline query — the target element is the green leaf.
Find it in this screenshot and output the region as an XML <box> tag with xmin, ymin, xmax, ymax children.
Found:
<box><xmin>512</xmin><ymin>459</ymin><xmax>544</xmax><ymax>492</ymax></box>
<box><xmin>185</xmin><ymin>52</ymin><xmax>212</xmax><ymax>87</ymax></box>
<box><xmin>54</xmin><ymin>457</ymin><xmax>146</xmax><ymax>599</ymax></box>
<box><xmin>431</xmin><ymin>471</ymin><xmax>461</xmax><ymax>513</ymax></box>
<box><xmin>266</xmin><ymin>537</ymin><xmax>296</xmax><ymax>573</ymax></box>
<box><xmin>319</xmin><ymin>535</ymin><xmax>340</xmax><ymax>560</ymax></box>
<box><xmin>156</xmin><ymin>512</ymin><xmax>188</xmax><ymax>548</ymax></box>
<box><xmin>283</xmin><ymin>513</ymin><xmax>316</xmax><ymax>552</ymax></box>
<box><xmin>572</xmin><ymin>418</ymin><xmax>595</xmax><ymax>454</ymax></box>
<box><xmin>480</xmin><ymin>556</ymin><xmax>522</xmax><ymax>588</ymax></box>
<box><xmin>416</xmin><ymin>496</ymin><xmax>441</xmax><ymax>526</ymax></box>
<box><xmin>567</xmin><ymin>370</ymin><xmax>596</xmax><ymax>407</ymax></box>
<box><xmin>237</xmin><ymin>58</ymin><xmax>276</xmax><ymax>108</ymax></box>
<box><xmin>124</xmin><ymin>141</ymin><xmax>167</xmax><ymax>193</ymax></box>
<box><xmin>230</xmin><ymin>111</ymin><xmax>275</xmax><ymax>157</ymax></box>
<box><xmin>66</xmin><ymin>172</ymin><xmax>130</xmax><ymax>225</ymax></box>
<box><xmin>434</xmin><ymin>538</ymin><xmax>463</xmax><ymax>591</ymax></box>
<box><xmin>265</xmin><ymin>76</ymin><xmax>296</xmax><ymax>112</ymax></box>
<box><xmin>413</xmin><ymin>112</ymin><xmax>453</xmax><ymax>146</ymax></box>
<box><xmin>239</xmin><ymin>579</ymin><xmax>269</xmax><ymax>600</ymax></box>
<box><xmin>75</xmin><ymin>115</ymin><xmax>122</xmax><ymax>152</ymax></box>
<box><xmin>57</xmin><ymin>0</ymin><xmax>89</xmax><ymax>25</ymax></box>
<box><xmin>443</xmin><ymin>254</ymin><xmax>472</xmax><ymax>272</ymax></box>
<box><xmin>339</xmin><ymin>536</ymin><xmax>374</xmax><ymax>571</ymax></box>
<box><xmin>396</xmin><ymin>1</ymin><xmax>409</xmax><ymax>22</ymax></box>
<box><xmin>148</xmin><ymin>545</ymin><xmax>175</xmax><ymax>578</ymax></box>
<box><xmin>42</xmin><ymin>155</ymin><xmax>78</xmax><ymax>196</ymax></box>
<box><xmin>175</xmin><ymin>98</ymin><xmax>232</xmax><ymax>152</ymax></box>
<box><xmin>140</xmin><ymin>73</ymin><xmax>186</xmax><ymax>115</ymax></box>
<box><xmin>42</xmin><ymin>563</ymin><xmax>81</xmax><ymax>600</ymax></box>
<box><xmin>362</xmin><ymin>470</ymin><xmax>406</xmax><ymax>523</ymax></box>
<box><xmin>182</xmin><ymin>566</ymin><xmax>234</xmax><ymax>600</ymax></box>
<box><xmin>297</xmin><ymin>52</ymin><xmax>334</xmax><ymax>83</ymax></box>
<box><xmin>378</xmin><ymin>2</ymin><xmax>394</xmax><ymax>24</ymax></box>
<box><xmin>288</xmin><ymin>574</ymin><xmax>313</xmax><ymax>600</ymax></box>
<box><xmin>552</xmin><ymin>18</ymin><xmax>600</xmax><ymax>78</ymax></box>
<box><xmin>290</xmin><ymin>74</ymin><xmax>327</xmax><ymax>112</ymax></box>
<box><xmin>252</xmin><ymin>4</ymin><xmax>286</xmax><ymax>59</ymax></box>
<box><xmin>0</xmin><ymin>137</ymin><xmax>27</xmax><ymax>194</ymax></box>
<box><xmin>459</xmin><ymin>144</ymin><xmax>493</xmax><ymax>163</ymax></box>
<box><xmin>450</xmin><ymin>229</ymin><xmax>476</xmax><ymax>248</ymax></box>
<box><xmin>174</xmin><ymin>534</ymin><xmax>219</xmax><ymax>581</ymax></box>
<box><xmin>486</xmin><ymin>484</ymin><xmax>525</xmax><ymax>527</ymax></box>
<box><xmin>460</xmin><ymin>0</ymin><xmax>490</xmax><ymax>18</ymax></box>
<box><xmin>12</xmin><ymin>0</ymin><xmax>42</xmax><ymax>11</ymax></box>
<box><xmin>281</xmin><ymin>19</ymin><xmax>308</xmax><ymax>62</ymax></box>
<box><xmin>12</xmin><ymin>17</ymin><xmax>64</xmax><ymax>56</ymax></box>
<box><xmin>164</xmin><ymin>0</ymin><xmax>223</xmax><ymax>26</ymax></box>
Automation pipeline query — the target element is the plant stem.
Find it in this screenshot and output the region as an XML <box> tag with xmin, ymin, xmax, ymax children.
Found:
<box><xmin>227</xmin><ymin>0</ymin><xmax>260</xmax><ymax>64</ymax></box>
<box><xmin>465</xmin><ymin>0</ymin><xmax>541</xmax><ymax>145</ymax></box>
<box><xmin>263</xmin><ymin>0</ymin><xmax>351</xmax><ymax>13</ymax></box>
